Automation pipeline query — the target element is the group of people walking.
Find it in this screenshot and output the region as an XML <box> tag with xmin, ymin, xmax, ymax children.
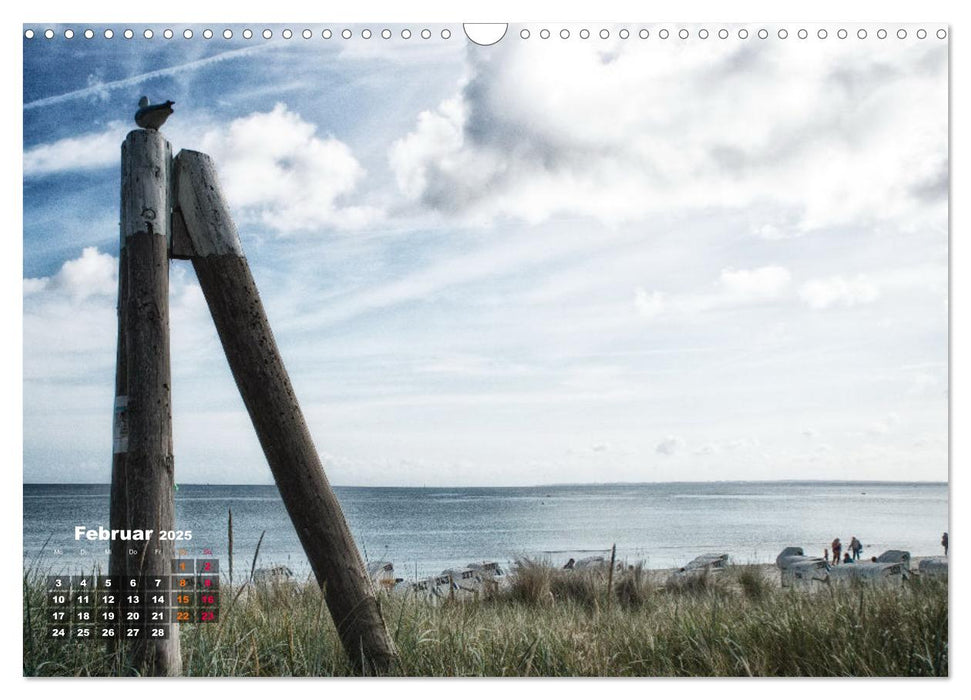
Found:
<box><xmin>827</xmin><ymin>536</ymin><xmax>864</xmax><ymax>565</ymax></box>
<box><xmin>825</xmin><ymin>533</ymin><xmax>948</xmax><ymax>565</ymax></box>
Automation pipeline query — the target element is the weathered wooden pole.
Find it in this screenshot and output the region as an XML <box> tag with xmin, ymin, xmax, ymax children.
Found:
<box><xmin>112</xmin><ymin>129</ymin><xmax>181</xmax><ymax>675</ymax></box>
<box><xmin>172</xmin><ymin>149</ymin><xmax>399</xmax><ymax>674</ymax></box>
<box><xmin>108</xmin><ymin>215</ymin><xmax>129</xmax><ymax>583</ymax></box>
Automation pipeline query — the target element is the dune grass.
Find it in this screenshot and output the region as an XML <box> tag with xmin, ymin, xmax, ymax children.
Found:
<box><xmin>22</xmin><ymin>562</ymin><xmax>947</xmax><ymax>677</ymax></box>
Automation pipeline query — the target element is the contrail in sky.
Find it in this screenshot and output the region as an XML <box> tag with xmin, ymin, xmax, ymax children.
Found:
<box><xmin>24</xmin><ymin>44</ymin><xmax>274</xmax><ymax>111</ymax></box>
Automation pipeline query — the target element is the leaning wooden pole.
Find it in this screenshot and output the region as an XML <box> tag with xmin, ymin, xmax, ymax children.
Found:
<box><xmin>172</xmin><ymin>149</ymin><xmax>399</xmax><ymax>674</ymax></box>
<box><xmin>113</xmin><ymin>130</ymin><xmax>182</xmax><ymax>675</ymax></box>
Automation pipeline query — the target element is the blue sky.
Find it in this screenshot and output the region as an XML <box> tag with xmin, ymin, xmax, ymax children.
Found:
<box><xmin>23</xmin><ymin>24</ymin><xmax>948</xmax><ymax>485</ymax></box>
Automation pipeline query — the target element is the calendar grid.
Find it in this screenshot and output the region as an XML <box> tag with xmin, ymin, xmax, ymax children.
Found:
<box><xmin>45</xmin><ymin>559</ymin><xmax>220</xmax><ymax>641</ymax></box>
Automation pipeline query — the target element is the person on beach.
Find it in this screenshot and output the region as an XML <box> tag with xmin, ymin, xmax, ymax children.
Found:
<box><xmin>832</xmin><ymin>538</ymin><xmax>842</xmax><ymax>565</ymax></box>
<box><xmin>850</xmin><ymin>536</ymin><xmax>863</xmax><ymax>561</ymax></box>
<box><xmin>942</xmin><ymin>532</ymin><xmax>948</xmax><ymax>556</ymax></box>
<box><xmin>843</xmin><ymin>552</ymin><xmax>853</xmax><ymax>564</ymax></box>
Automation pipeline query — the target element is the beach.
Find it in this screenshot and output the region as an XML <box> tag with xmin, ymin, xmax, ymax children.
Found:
<box><xmin>22</xmin><ymin>482</ymin><xmax>948</xmax><ymax>677</ymax></box>
<box><xmin>23</xmin><ymin>556</ymin><xmax>948</xmax><ymax>677</ymax></box>
<box><xmin>23</xmin><ymin>481</ymin><xmax>949</xmax><ymax>676</ymax></box>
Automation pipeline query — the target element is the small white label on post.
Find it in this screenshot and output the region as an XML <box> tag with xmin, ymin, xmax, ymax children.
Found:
<box><xmin>113</xmin><ymin>395</ymin><xmax>129</xmax><ymax>454</ymax></box>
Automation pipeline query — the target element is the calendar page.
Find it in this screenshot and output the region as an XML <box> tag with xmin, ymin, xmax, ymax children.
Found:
<box><xmin>22</xmin><ymin>20</ymin><xmax>949</xmax><ymax>678</ymax></box>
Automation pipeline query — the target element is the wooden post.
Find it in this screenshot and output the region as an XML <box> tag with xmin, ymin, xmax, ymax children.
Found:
<box><xmin>173</xmin><ymin>149</ymin><xmax>399</xmax><ymax>674</ymax></box>
<box><xmin>112</xmin><ymin>130</ymin><xmax>181</xmax><ymax>675</ymax></box>
<box><xmin>107</xmin><ymin>149</ymin><xmax>131</xmax><ymax>667</ymax></box>
<box><xmin>108</xmin><ymin>221</ymin><xmax>129</xmax><ymax>584</ymax></box>
<box><xmin>606</xmin><ymin>543</ymin><xmax>617</xmax><ymax>607</ymax></box>
<box><xmin>228</xmin><ymin>508</ymin><xmax>234</xmax><ymax>587</ymax></box>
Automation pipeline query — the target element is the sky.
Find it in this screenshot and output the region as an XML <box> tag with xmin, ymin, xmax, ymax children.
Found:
<box><xmin>22</xmin><ymin>23</ymin><xmax>949</xmax><ymax>486</ymax></box>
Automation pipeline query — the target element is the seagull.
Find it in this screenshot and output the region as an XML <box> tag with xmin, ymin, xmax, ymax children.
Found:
<box><xmin>134</xmin><ymin>96</ymin><xmax>175</xmax><ymax>130</ymax></box>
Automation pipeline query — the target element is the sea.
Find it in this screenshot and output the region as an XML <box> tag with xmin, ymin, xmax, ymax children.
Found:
<box><xmin>23</xmin><ymin>481</ymin><xmax>948</xmax><ymax>581</ymax></box>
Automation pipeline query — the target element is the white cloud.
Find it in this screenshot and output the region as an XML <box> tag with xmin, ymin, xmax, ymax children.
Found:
<box><xmin>56</xmin><ymin>247</ymin><xmax>117</xmax><ymax>300</ymax></box>
<box><xmin>389</xmin><ymin>97</ymin><xmax>466</xmax><ymax>201</ymax></box>
<box><xmin>24</xmin><ymin>246</ymin><xmax>117</xmax><ymax>301</ymax></box>
<box><xmin>200</xmin><ymin>104</ymin><xmax>381</xmax><ymax>232</ymax></box>
<box><xmin>800</xmin><ymin>275</ymin><xmax>880</xmax><ymax>309</ymax></box>
<box><xmin>635</xmin><ymin>266</ymin><xmax>790</xmax><ymax>322</ymax></box>
<box><xmin>24</xmin><ymin>104</ymin><xmax>379</xmax><ymax>235</ymax></box>
<box><xmin>23</xmin><ymin>122</ymin><xmax>128</xmax><ymax>177</ymax></box>
<box><xmin>23</xmin><ymin>278</ymin><xmax>48</xmax><ymax>295</ymax></box>
<box><xmin>23</xmin><ymin>249</ymin><xmax>119</xmax><ymax>384</ymax></box>
<box><xmin>390</xmin><ymin>38</ymin><xmax>947</xmax><ymax>230</ymax></box>
<box><xmin>719</xmin><ymin>266</ymin><xmax>791</xmax><ymax>300</ymax></box>
<box><xmin>656</xmin><ymin>435</ymin><xmax>685</xmax><ymax>456</ymax></box>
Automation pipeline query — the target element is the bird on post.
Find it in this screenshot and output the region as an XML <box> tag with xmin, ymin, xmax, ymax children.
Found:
<box><xmin>135</xmin><ymin>96</ymin><xmax>175</xmax><ymax>130</ymax></box>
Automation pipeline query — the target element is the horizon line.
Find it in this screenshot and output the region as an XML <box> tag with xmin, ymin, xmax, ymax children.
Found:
<box><xmin>23</xmin><ymin>478</ymin><xmax>949</xmax><ymax>489</ymax></box>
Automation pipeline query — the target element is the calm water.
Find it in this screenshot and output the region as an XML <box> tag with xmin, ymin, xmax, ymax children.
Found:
<box><xmin>23</xmin><ymin>482</ymin><xmax>948</xmax><ymax>579</ymax></box>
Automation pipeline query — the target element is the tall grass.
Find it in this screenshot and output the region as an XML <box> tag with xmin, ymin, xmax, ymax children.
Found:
<box><xmin>22</xmin><ymin>563</ymin><xmax>947</xmax><ymax>677</ymax></box>
<box><xmin>735</xmin><ymin>564</ymin><xmax>773</xmax><ymax>601</ymax></box>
